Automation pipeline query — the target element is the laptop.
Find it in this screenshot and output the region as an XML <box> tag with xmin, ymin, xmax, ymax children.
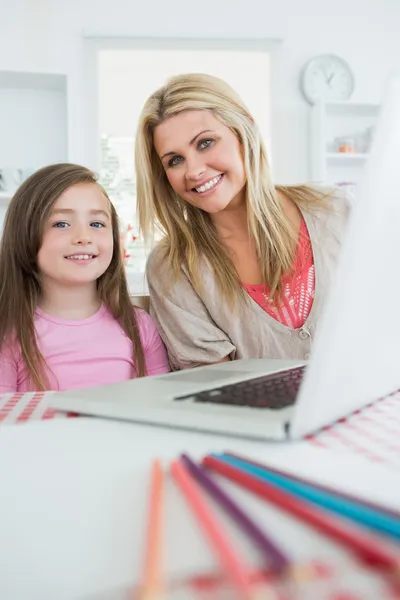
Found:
<box><xmin>50</xmin><ymin>75</ymin><xmax>400</xmax><ymax>441</ymax></box>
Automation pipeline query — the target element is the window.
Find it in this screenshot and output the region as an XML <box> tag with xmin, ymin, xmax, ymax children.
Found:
<box><xmin>89</xmin><ymin>39</ymin><xmax>272</xmax><ymax>277</ymax></box>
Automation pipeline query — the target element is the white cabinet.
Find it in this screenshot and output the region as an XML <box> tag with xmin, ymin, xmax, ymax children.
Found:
<box><xmin>0</xmin><ymin>70</ymin><xmax>68</xmax><ymax>230</ymax></box>
<box><xmin>310</xmin><ymin>101</ymin><xmax>380</xmax><ymax>193</ymax></box>
<box><xmin>0</xmin><ymin>70</ymin><xmax>68</xmax><ymax>171</ymax></box>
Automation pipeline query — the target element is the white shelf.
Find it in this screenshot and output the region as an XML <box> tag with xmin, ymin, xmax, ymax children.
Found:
<box><xmin>324</xmin><ymin>102</ymin><xmax>379</xmax><ymax>116</ymax></box>
<box><xmin>310</xmin><ymin>101</ymin><xmax>380</xmax><ymax>188</ymax></box>
<box><xmin>326</xmin><ymin>152</ymin><xmax>369</xmax><ymax>163</ymax></box>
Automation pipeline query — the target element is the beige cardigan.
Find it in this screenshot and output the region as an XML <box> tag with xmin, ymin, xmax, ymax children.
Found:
<box><xmin>146</xmin><ymin>187</ymin><xmax>351</xmax><ymax>370</ymax></box>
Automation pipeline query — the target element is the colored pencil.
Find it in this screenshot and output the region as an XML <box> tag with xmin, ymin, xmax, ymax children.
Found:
<box><xmin>212</xmin><ymin>453</ymin><xmax>400</xmax><ymax>541</ymax></box>
<box><xmin>170</xmin><ymin>458</ymin><xmax>255</xmax><ymax>600</ymax></box>
<box><xmin>180</xmin><ymin>453</ymin><xmax>290</xmax><ymax>572</ymax></box>
<box><xmin>203</xmin><ymin>454</ymin><xmax>400</xmax><ymax>573</ymax></box>
<box><xmin>139</xmin><ymin>459</ymin><xmax>165</xmax><ymax>600</ymax></box>
<box><xmin>227</xmin><ymin>451</ymin><xmax>400</xmax><ymax>521</ymax></box>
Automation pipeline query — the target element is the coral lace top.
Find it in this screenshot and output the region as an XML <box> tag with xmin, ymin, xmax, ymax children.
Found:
<box><xmin>243</xmin><ymin>219</ymin><xmax>315</xmax><ymax>328</ymax></box>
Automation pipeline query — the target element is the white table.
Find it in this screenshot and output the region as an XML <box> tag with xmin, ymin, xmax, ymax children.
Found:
<box><xmin>0</xmin><ymin>413</ymin><xmax>399</xmax><ymax>600</ymax></box>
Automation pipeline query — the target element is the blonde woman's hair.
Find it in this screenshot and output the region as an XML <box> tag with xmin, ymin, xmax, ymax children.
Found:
<box><xmin>135</xmin><ymin>72</ymin><xmax>324</xmax><ymax>303</ymax></box>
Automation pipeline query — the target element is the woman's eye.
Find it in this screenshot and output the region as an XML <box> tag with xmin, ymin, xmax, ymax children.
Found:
<box><xmin>90</xmin><ymin>222</ymin><xmax>105</xmax><ymax>228</ymax></box>
<box><xmin>168</xmin><ymin>155</ymin><xmax>183</xmax><ymax>168</ymax></box>
<box><xmin>198</xmin><ymin>138</ymin><xmax>214</xmax><ymax>150</ymax></box>
<box><xmin>53</xmin><ymin>221</ymin><xmax>69</xmax><ymax>228</ymax></box>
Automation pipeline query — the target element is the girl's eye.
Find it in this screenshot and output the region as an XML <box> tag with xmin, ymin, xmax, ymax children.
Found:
<box><xmin>198</xmin><ymin>138</ymin><xmax>214</xmax><ymax>150</ymax></box>
<box><xmin>90</xmin><ymin>222</ymin><xmax>105</xmax><ymax>228</ymax></box>
<box><xmin>168</xmin><ymin>155</ymin><xmax>183</xmax><ymax>168</ymax></box>
<box><xmin>53</xmin><ymin>221</ymin><xmax>69</xmax><ymax>228</ymax></box>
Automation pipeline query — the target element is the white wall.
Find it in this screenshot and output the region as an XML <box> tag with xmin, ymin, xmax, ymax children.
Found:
<box><xmin>98</xmin><ymin>48</ymin><xmax>270</xmax><ymax>146</ymax></box>
<box><xmin>0</xmin><ymin>86</ymin><xmax>67</xmax><ymax>168</ymax></box>
<box><xmin>0</xmin><ymin>0</ymin><xmax>399</xmax><ymax>183</ymax></box>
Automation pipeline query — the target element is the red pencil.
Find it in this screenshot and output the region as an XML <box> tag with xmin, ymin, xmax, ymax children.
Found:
<box><xmin>203</xmin><ymin>455</ymin><xmax>400</xmax><ymax>573</ymax></box>
<box><xmin>225</xmin><ymin>451</ymin><xmax>400</xmax><ymax>520</ymax></box>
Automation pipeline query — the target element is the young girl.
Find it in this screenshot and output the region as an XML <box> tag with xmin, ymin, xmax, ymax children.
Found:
<box><xmin>135</xmin><ymin>73</ymin><xmax>352</xmax><ymax>370</ymax></box>
<box><xmin>0</xmin><ymin>163</ymin><xmax>170</xmax><ymax>392</ymax></box>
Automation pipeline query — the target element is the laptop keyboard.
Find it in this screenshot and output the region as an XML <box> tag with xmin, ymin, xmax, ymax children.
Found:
<box><xmin>174</xmin><ymin>365</ymin><xmax>306</xmax><ymax>409</ymax></box>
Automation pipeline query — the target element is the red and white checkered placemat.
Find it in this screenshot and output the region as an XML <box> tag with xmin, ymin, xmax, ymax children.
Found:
<box><xmin>305</xmin><ymin>391</ymin><xmax>400</xmax><ymax>468</ymax></box>
<box><xmin>1</xmin><ymin>390</ymin><xmax>400</xmax><ymax>468</ymax></box>
<box><xmin>0</xmin><ymin>391</ymin><xmax>69</xmax><ymax>424</ymax></box>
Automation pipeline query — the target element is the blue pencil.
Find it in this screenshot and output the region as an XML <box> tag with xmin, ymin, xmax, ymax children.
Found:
<box><xmin>226</xmin><ymin>452</ymin><xmax>400</xmax><ymax>520</ymax></box>
<box><xmin>209</xmin><ymin>453</ymin><xmax>400</xmax><ymax>542</ymax></box>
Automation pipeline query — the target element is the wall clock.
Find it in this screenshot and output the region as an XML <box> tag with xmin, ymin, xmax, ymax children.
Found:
<box><xmin>301</xmin><ymin>54</ymin><xmax>355</xmax><ymax>104</ymax></box>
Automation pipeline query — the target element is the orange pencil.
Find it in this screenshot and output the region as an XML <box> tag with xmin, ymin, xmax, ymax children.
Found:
<box><xmin>138</xmin><ymin>459</ymin><xmax>165</xmax><ymax>600</ymax></box>
<box><xmin>170</xmin><ymin>458</ymin><xmax>257</xmax><ymax>600</ymax></box>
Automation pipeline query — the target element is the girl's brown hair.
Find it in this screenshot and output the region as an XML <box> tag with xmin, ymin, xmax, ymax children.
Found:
<box><xmin>0</xmin><ymin>163</ymin><xmax>146</xmax><ymax>390</ymax></box>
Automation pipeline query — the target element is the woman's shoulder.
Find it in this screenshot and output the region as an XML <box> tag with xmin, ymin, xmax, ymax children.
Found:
<box><xmin>146</xmin><ymin>240</ymin><xmax>170</xmax><ymax>277</ymax></box>
<box><xmin>300</xmin><ymin>184</ymin><xmax>354</xmax><ymax>252</ymax></box>
<box><xmin>278</xmin><ymin>182</ymin><xmax>354</xmax><ymax>218</ymax></box>
<box><xmin>146</xmin><ymin>240</ymin><xmax>205</xmax><ymax>307</ymax></box>
<box><xmin>146</xmin><ymin>240</ymin><xmax>190</xmax><ymax>289</ymax></box>
<box><xmin>305</xmin><ymin>183</ymin><xmax>354</xmax><ymax>214</ymax></box>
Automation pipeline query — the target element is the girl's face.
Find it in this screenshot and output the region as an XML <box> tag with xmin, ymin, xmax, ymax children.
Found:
<box><xmin>154</xmin><ymin>110</ymin><xmax>247</xmax><ymax>214</ymax></box>
<box><xmin>37</xmin><ymin>183</ymin><xmax>114</xmax><ymax>289</ymax></box>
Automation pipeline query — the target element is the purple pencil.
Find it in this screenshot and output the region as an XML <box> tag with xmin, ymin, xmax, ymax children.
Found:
<box><xmin>181</xmin><ymin>453</ymin><xmax>290</xmax><ymax>572</ymax></box>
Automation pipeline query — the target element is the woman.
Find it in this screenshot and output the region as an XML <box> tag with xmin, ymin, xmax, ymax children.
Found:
<box><xmin>135</xmin><ymin>73</ymin><xmax>351</xmax><ymax>370</ymax></box>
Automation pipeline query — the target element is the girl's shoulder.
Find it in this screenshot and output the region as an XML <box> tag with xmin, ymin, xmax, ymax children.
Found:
<box><xmin>0</xmin><ymin>334</ymin><xmax>21</xmax><ymax>362</ymax></box>
<box><xmin>132</xmin><ymin>305</ymin><xmax>162</xmax><ymax>338</ymax></box>
<box><xmin>132</xmin><ymin>305</ymin><xmax>152</xmax><ymax>327</ymax></box>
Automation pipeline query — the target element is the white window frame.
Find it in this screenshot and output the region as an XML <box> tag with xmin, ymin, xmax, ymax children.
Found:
<box><xmin>83</xmin><ymin>36</ymin><xmax>283</xmax><ymax>294</ymax></box>
<box><xmin>84</xmin><ymin>35</ymin><xmax>283</xmax><ymax>172</ymax></box>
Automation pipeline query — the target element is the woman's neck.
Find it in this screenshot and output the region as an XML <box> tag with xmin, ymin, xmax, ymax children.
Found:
<box><xmin>38</xmin><ymin>282</ymin><xmax>101</xmax><ymax>320</ymax></box>
<box><xmin>210</xmin><ymin>190</ymin><xmax>302</xmax><ymax>241</ymax></box>
<box><xmin>210</xmin><ymin>203</ymin><xmax>249</xmax><ymax>241</ymax></box>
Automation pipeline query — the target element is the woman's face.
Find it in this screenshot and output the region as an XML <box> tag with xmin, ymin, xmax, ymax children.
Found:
<box><xmin>153</xmin><ymin>110</ymin><xmax>246</xmax><ymax>214</ymax></box>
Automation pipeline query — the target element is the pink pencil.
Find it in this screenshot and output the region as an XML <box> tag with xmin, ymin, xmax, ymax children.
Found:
<box><xmin>170</xmin><ymin>458</ymin><xmax>256</xmax><ymax>600</ymax></box>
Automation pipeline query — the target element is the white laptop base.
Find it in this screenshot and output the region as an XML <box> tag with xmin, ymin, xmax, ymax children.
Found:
<box><xmin>51</xmin><ymin>359</ymin><xmax>303</xmax><ymax>441</ymax></box>
<box><xmin>50</xmin><ymin>75</ymin><xmax>400</xmax><ymax>441</ymax></box>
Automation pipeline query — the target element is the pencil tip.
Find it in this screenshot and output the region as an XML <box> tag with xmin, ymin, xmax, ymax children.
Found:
<box><xmin>287</xmin><ymin>562</ymin><xmax>316</xmax><ymax>582</ymax></box>
<box><xmin>136</xmin><ymin>587</ymin><xmax>165</xmax><ymax>600</ymax></box>
<box><xmin>250</xmin><ymin>584</ymin><xmax>280</xmax><ymax>600</ymax></box>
